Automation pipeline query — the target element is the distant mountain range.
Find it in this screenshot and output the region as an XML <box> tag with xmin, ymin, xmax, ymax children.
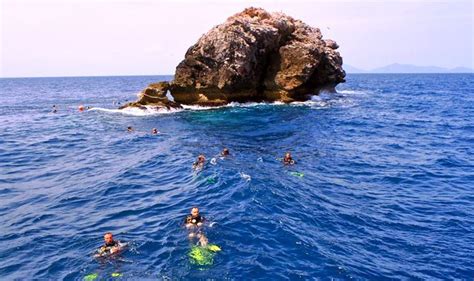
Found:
<box><xmin>344</xmin><ymin>63</ymin><xmax>474</xmax><ymax>73</ymax></box>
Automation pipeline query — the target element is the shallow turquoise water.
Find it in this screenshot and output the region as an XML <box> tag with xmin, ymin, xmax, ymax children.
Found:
<box><xmin>0</xmin><ymin>74</ymin><xmax>473</xmax><ymax>280</ymax></box>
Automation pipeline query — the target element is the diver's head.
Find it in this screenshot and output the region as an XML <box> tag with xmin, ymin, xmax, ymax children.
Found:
<box><xmin>104</xmin><ymin>232</ymin><xmax>114</xmax><ymax>245</ymax></box>
<box><xmin>191</xmin><ymin>207</ymin><xmax>199</xmax><ymax>217</ymax></box>
<box><xmin>285</xmin><ymin>152</ymin><xmax>292</xmax><ymax>158</ymax></box>
<box><xmin>152</xmin><ymin>128</ymin><xmax>158</xmax><ymax>134</ymax></box>
<box><xmin>222</xmin><ymin>148</ymin><xmax>229</xmax><ymax>156</ymax></box>
<box><xmin>197</xmin><ymin>155</ymin><xmax>205</xmax><ymax>163</ymax></box>
<box><xmin>127</xmin><ymin>126</ymin><xmax>133</xmax><ymax>132</ymax></box>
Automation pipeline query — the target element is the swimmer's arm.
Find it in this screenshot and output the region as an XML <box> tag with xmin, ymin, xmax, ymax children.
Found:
<box><xmin>197</xmin><ymin>216</ymin><xmax>206</xmax><ymax>226</ymax></box>
<box><xmin>110</xmin><ymin>246</ymin><xmax>120</xmax><ymax>254</ymax></box>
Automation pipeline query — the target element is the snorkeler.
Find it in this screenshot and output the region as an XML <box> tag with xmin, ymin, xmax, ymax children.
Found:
<box><xmin>283</xmin><ymin>152</ymin><xmax>295</xmax><ymax>165</ymax></box>
<box><xmin>95</xmin><ymin>232</ymin><xmax>123</xmax><ymax>257</ymax></box>
<box><xmin>152</xmin><ymin>128</ymin><xmax>159</xmax><ymax>134</ymax></box>
<box><xmin>185</xmin><ymin>207</ymin><xmax>207</xmax><ymax>240</ymax></box>
<box><xmin>221</xmin><ymin>148</ymin><xmax>230</xmax><ymax>157</ymax></box>
<box><xmin>185</xmin><ymin>207</ymin><xmax>205</xmax><ymax>228</ymax></box>
<box><xmin>186</xmin><ymin>213</ymin><xmax>222</xmax><ymax>265</ymax></box>
<box><xmin>192</xmin><ymin>154</ymin><xmax>206</xmax><ymax>170</ymax></box>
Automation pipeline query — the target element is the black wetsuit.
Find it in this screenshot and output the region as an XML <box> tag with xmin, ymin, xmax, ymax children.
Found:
<box><xmin>105</xmin><ymin>240</ymin><xmax>118</xmax><ymax>247</ymax></box>
<box><xmin>185</xmin><ymin>215</ymin><xmax>204</xmax><ymax>225</ymax></box>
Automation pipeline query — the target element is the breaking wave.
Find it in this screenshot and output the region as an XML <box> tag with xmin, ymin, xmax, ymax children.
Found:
<box><xmin>88</xmin><ymin>89</ymin><xmax>368</xmax><ymax>116</ymax></box>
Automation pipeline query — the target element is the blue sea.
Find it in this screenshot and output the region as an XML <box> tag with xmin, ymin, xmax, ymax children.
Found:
<box><xmin>0</xmin><ymin>74</ymin><xmax>473</xmax><ymax>280</ymax></box>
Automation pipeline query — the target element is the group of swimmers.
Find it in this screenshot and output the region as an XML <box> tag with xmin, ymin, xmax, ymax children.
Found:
<box><xmin>95</xmin><ymin>150</ymin><xmax>296</xmax><ymax>259</ymax></box>
<box><xmin>53</xmin><ymin>105</ymin><xmax>296</xmax><ymax>165</ymax></box>
<box><xmin>55</xmin><ymin>103</ymin><xmax>297</xmax><ymax>260</ymax></box>
<box><xmin>192</xmin><ymin>148</ymin><xmax>295</xmax><ymax>170</ymax></box>
<box><xmin>51</xmin><ymin>104</ymin><xmax>92</xmax><ymax>113</ymax></box>
<box><xmin>126</xmin><ymin>126</ymin><xmax>159</xmax><ymax>134</ymax></box>
<box><xmin>52</xmin><ymin>105</ymin><xmax>163</xmax><ymax>135</ymax></box>
<box><xmin>96</xmin><ymin>207</ymin><xmax>210</xmax><ymax>257</ymax></box>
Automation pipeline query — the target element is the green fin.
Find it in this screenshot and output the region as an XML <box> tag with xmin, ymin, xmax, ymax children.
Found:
<box><xmin>206</xmin><ymin>176</ymin><xmax>217</xmax><ymax>184</ymax></box>
<box><xmin>111</xmin><ymin>272</ymin><xmax>123</xmax><ymax>277</ymax></box>
<box><xmin>84</xmin><ymin>273</ymin><xmax>98</xmax><ymax>281</ymax></box>
<box><xmin>189</xmin><ymin>246</ymin><xmax>214</xmax><ymax>265</ymax></box>
<box><xmin>290</xmin><ymin>171</ymin><xmax>304</xmax><ymax>177</ymax></box>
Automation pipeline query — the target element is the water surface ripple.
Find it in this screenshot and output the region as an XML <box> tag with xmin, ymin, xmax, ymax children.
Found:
<box><xmin>0</xmin><ymin>74</ymin><xmax>473</xmax><ymax>280</ymax></box>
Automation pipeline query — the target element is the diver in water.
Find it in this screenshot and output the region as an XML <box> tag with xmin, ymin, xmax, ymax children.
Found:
<box><xmin>192</xmin><ymin>154</ymin><xmax>206</xmax><ymax>170</ymax></box>
<box><xmin>52</xmin><ymin>105</ymin><xmax>57</xmax><ymax>113</ymax></box>
<box><xmin>185</xmin><ymin>207</ymin><xmax>205</xmax><ymax>228</ymax></box>
<box><xmin>283</xmin><ymin>152</ymin><xmax>295</xmax><ymax>165</ymax></box>
<box><xmin>221</xmin><ymin>148</ymin><xmax>230</xmax><ymax>157</ymax></box>
<box><xmin>186</xmin><ymin>210</ymin><xmax>221</xmax><ymax>265</ymax></box>
<box><xmin>127</xmin><ymin>126</ymin><xmax>134</xmax><ymax>132</ymax></box>
<box><xmin>152</xmin><ymin>128</ymin><xmax>159</xmax><ymax>134</ymax></box>
<box><xmin>185</xmin><ymin>207</ymin><xmax>206</xmax><ymax>238</ymax></box>
<box><xmin>96</xmin><ymin>232</ymin><xmax>123</xmax><ymax>257</ymax></box>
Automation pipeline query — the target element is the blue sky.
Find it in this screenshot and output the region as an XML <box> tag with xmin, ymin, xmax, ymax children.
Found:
<box><xmin>1</xmin><ymin>0</ymin><xmax>472</xmax><ymax>77</ymax></box>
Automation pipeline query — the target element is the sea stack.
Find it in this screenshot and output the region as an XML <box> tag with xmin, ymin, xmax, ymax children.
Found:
<box><xmin>124</xmin><ymin>7</ymin><xmax>345</xmax><ymax>109</ymax></box>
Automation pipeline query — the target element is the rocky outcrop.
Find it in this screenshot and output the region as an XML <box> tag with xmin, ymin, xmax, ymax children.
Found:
<box><xmin>120</xmin><ymin>82</ymin><xmax>182</xmax><ymax>110</ymax></box>
<box><xmin>123</xmin><ymin>7</ymin><xmax>345</xmax><ymax>109</ymax></box>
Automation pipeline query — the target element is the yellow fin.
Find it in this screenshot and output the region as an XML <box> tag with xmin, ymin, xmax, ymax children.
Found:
<box><xmin>208</xmin><ymin>244</ymin><xmax>221</xmax><ymax>252</ymax></box>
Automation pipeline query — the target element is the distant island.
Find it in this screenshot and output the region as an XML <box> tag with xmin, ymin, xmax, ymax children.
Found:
<box><xmin>344</xmin><ymin>63</ymin><xmax>473</xmax><ymax>73</ymax></box>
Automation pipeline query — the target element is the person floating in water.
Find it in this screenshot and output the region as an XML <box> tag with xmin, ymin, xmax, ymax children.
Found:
<box><xmin>185</xmin><ymin>207</ymin><xmax>205</xmax><ymax>238</ymax></box>
<box><xmin>95</xmin><ymin>232</ymin><xmax>124</xmax><ymax>258</ymax></box>
<box><xmin>193</xmin><ymin>154</ymin><xmax>206</xmax><ymax>170</ymax></box>
<box><xmin>78</xmin><ymin>105</ymin><xmax>85</xmax><ymax>112</ymax></box>
<box><xmin>185</xmin><ymin>210</ymin><xmax>222</xmax><ymax>266</ymax></box>
<box><xmin>221</xmin><ymin>148</ymin><xmax>230</xmax><ymax>157</ymax></box>
<box><xmin>127</xmin><ymin>126</ymin><xmax>133</xmax><ymax>132</ymax></box>
<box><xmin>185</xmin><ymin>207</ymin><xmax>205</xmax><ymax>228</ymax></box>
<box><xmin>152</xmin><ymin>128</ymin><xmax>159</xmax><ymax>134</ymax></box>
<box><xmin>283</xmin><ymin>152</ymin><xmax>295</xmax><ymax>165</ymax></box>
<box><xmin>52</xmin><ymin>105</ymin><xmax>57</xmax><ymax>113</ymax></box>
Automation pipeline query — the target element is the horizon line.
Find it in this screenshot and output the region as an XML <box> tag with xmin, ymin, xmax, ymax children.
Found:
<box><xmin>1</xmin><ymin>72</ymin><xmax>473</xmax><ymax>79</ymax></box>
<box><xmin>0</xmin><ymin>74</ymin><xmax>174</xmax><ymax>79</ymax></box>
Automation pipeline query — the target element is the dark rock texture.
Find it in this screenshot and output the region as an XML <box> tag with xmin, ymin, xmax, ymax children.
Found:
<box><xmin>120</xmin><ymin>82</ymin><xmax>182</xmax><ymax>110</ymax></box>
<box><xmin>124</xmin><ymin>7</ymin><xmax>345</xmax><ymax>109</ymax></box>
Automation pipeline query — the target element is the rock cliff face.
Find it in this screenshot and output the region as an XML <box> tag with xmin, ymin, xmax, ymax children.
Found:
<box><xmin>123</xmin><ymin>7</ymin><xmax>345</xmax><ymax>109</ymax></box>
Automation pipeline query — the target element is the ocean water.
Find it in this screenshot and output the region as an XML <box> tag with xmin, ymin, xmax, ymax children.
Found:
<box><xmin>0</xmin><ymin>74</ymin><xmax>473</xmax><ymax>280</ymax></box>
